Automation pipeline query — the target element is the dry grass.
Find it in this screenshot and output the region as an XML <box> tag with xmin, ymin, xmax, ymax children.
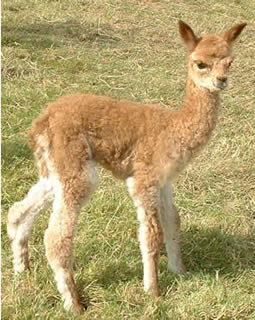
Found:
<box><xmin>2</xmin><ymin>0</ymin><xmax>255</xmax><ymax>319</ymax></box>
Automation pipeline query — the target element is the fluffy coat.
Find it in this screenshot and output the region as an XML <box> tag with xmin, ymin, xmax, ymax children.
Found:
<box><xmin>7</xmin><ymin>21</ymin><xmax>246</xmax><ymax>314</ymax></box>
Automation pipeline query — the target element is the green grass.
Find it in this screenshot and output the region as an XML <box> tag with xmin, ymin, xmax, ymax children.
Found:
<box><xmin>2</xmin><ymin>0</ymin><xmax>255</xmax><ymax>319</ymax></box>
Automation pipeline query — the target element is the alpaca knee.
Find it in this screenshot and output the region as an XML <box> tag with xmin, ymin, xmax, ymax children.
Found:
<box><xmin>7</xmin><ymin>178</ymin><xmax>53</xmax><ymax>241</ymax></box>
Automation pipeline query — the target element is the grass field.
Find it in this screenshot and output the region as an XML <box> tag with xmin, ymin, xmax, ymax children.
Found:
<box><xmin>2</xmin><ymin>0</ymin><xmax>255</xmax><ymax>319</ymax></box>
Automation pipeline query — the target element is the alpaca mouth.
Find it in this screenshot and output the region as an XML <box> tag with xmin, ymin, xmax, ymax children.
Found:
<box><xmin>215</xmin><ymin>81</ymin><xmax>228</xmax><ymax>90</ymax></box>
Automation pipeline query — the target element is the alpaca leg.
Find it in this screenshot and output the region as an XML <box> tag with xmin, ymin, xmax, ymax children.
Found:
<box><xmin>7</xmin><ymin>177</ymin><xmax>54</xmax><ymax>273</ymax></box>
<box><xmin>159</xmin><ymin>183</ymin><xmax>186</xmax><ymax>274</ymax></box>
<box><xmin>44</xmin><ymin>162</ymin><xmax>98</xmax><ymax>314</ymax></box>
<box><xmin>127</xmin><ymin>177</ymin><xmax>163</xmax><ymax>296</ymax></box>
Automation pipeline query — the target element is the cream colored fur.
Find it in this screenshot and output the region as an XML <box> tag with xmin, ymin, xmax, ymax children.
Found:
<box><xmin>7</xmin><ymin>21</ymin><xmax>246</xmax><ymax>314</ymax></box>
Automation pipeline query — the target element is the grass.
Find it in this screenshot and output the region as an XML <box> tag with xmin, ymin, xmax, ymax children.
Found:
<box><xmin>2</xmin><ymin>0</ymin><xmax>255</xmax><ymax>319</ymax></box>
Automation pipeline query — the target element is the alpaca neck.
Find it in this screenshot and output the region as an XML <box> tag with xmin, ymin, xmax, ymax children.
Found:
<box><xmin>178</xmin><ymin>77</ymin><xmax>220</xmax><ymax>152</ymax></box>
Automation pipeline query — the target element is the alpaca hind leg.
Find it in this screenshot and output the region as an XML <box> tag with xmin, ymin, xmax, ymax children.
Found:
<box><xmin>159</xmin><ymin>182</ymin><xmax>186</xmax><ymax>274</ymax></box>
<box><xmin>127</xmin><ymin>177</ymin><xmax>163</xmax><ymax>296</ymax></box>
<box><xmin>44</xmin><ymin>161</ymin><xmax>98</xmax><ymax>314</ymax></box>
<box><xmin>7</xmin><ymin>177</ymin><xmax>54</xmax><ymax>273</ymax></box>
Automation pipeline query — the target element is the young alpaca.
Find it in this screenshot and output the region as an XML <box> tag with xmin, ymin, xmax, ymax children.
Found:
<box><xmin>7</xmin><ymin>21</ymin><xmax>246</xmax><ymax>313</ymax></box>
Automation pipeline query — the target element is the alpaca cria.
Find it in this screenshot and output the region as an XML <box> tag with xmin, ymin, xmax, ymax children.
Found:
<box><xmin>8</xmin><ymin>21</ymin><xmax>246</xmax><ymax>313</ymax></box>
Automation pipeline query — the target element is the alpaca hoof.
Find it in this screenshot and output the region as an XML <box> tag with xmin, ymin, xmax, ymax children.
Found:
<box><xmin>168</xmin><ymin>261</ymin><xmax>186</xmax><ymax>275</ymax></box>
<box><xmin>14</xmin><ymin>261</ymin><xmax>29</xmax><ymax>274</ymax></box>
<box><xmin>147</xmin><ymin>285</ymin><xmax>161</xmax><ymax>297</ymax></box>
<box><xmin>73</xmin><ymin>303</ymin><xmax>85</xmax><ymax>315</ymax></box>
<box><xmin>65</xmin><ymin>301</ymin><xmax>85</xmax><ymax>315</ymax></box>
<box><xmin>179</xmin><ymin>264</ymin><xmax>187</xmax><ymax>275</ymax></box>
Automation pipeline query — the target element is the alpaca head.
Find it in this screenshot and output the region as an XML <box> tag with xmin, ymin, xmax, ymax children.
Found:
<box><xmin>179</xmin><ymin>21</ymin><xmax>247</xmax><ymax>92</ymax></box>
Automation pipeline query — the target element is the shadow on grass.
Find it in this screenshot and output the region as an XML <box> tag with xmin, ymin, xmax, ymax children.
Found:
<box><xmin>94</xmin><ymin>260</ymin><xmax>142</xmax><ymax>288</ymax></box>
<box><xmin>181</xmin><ymin>226</ymin><xmax>254</xmax><ymax>275</ymax></box>
<box><xmin>75</xmin><ymin>260</ymin><xmax>142</xmax><ymax>308</ymax></box>
<box><xmin>76</xmin><ymin>225</ymin><xmax>254</xmax><ymax>301</ymax></box>
<box><xmin>3</xmin><ymin>20</ymin><xmax>122</xmax><ymax>50</ymax></box>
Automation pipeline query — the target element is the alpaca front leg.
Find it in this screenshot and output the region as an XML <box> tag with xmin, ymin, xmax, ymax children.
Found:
<box><xmin>126</xmin><ymin>177</ymin><xmax>163</xmax><ymax>296</ymax></box>
<box><xmin>159</xmin><ymin>183</ymin><xmax>186</xmax><ymax>274</ymax></box>
<box><xmin>138</xmin><ymin>214</ymin><xmax>162</xmax><ymax>296</ymax></box>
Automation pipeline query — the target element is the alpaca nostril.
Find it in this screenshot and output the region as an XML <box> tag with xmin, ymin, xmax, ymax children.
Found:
<box><xmin>217</xmin><ymin>76</ymin><xmax>227</xmax><ymax>83</ymax></box>
<box><xmin>215</xmin><ymin>76</ymin><xmax>228</xmax><ymax>89</ymax></box>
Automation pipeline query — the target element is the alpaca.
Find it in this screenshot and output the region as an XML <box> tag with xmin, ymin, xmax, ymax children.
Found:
<box><xmin>7</xmin><ymin>21</ymin><xmax>246</xmax><ymax>313</ymax></box>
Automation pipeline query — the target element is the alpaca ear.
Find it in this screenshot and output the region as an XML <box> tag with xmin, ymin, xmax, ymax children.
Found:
<box><xmin>179</xmin><ymin>20</ymin><xmax>199</xmax><ymax>53</ymax></box>
<box><xmin>222</xmin><ymin>23</ymin><xmax>247</xmax><ymax>44</ymax></box>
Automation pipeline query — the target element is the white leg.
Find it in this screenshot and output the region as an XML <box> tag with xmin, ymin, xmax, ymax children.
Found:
<box><xmin>137</xmin><ymin>204</ymin><xmax>161</xmax><ymax>295</ymax></box>
<box><xmin>159</xmin><ymin>182</ymin><xmax>186</xmax><ymax>274</ymax></box>
<box><xmin>126</xmin><ymin>177</ymin><xmax>162</xmax><ymax>296</ymax></box>
<box><xmin>7</xmin><ymin>177</ymin><xmax>54</xmax><ymax>273</ymax></box>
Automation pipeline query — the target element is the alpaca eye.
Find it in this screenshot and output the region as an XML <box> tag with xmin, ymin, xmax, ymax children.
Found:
<box><xmin>197</xmin><ymin>63</ymin><xmax>207</xmax><ymax>69</ymax></box>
